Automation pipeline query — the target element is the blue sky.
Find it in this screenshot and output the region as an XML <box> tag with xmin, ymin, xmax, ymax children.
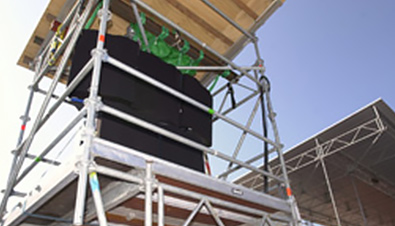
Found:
<box><xmin>254</xmin><ymin>0</ymin><xmax>395</xmax><ymax>149</ymax></box>
<box><xmin>0</xmin><ymin>0</ymin><xmax>394</xmax><ymax>214</ymax></box>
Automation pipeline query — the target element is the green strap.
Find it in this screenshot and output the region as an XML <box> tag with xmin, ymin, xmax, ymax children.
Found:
<box><xmin>84</xmin><ymin>1</ymin><xmax>103</xmax><ymax>29</ymax></box>
<box><xmin>208</xmin><ymin>75</ymin><xmax>220</xmax><ymax>92</ymax></box>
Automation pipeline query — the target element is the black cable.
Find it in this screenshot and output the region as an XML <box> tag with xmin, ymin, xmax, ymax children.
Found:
<box><xmin>227</xmin><ymin>83</ymin><xmax>236</xmax><ymax>109</ymax></box>
<box><xmin>259</xmin><ymin>76</ymin><xmax>269</xmax><ymax>193</ymax></box>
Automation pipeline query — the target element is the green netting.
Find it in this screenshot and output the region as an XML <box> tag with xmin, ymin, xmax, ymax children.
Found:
<box><xmin>129</xmin><ymin>15</ymin><xmax>204</xmax><ymax>76</ymax></box>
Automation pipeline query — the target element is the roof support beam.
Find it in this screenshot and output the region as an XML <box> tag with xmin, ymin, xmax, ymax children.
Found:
<box><xmin>316</xmin><ymin>139</ymin><xmax>342</xmax><ymax>226</ymax></box>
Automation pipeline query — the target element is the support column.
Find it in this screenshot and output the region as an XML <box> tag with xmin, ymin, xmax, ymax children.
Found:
<box><xmin>157</xmin><ymin>185</ymin><xmax>164</xmax><ymax>226</ymax></box>
<box><xmin>145</xmin><ymin>160</ymin><xmax>153</xmax><ymax>226</ymax></box>
<box><xmin>89</xmin><ymin>172</ymin><xmax>108</xmax><ymax>226</ymax></box>
<box><xmin>316</xmin><ymin>139</ymin><xmax>342</xmax><ymax>226</ymax></box>
<box><xmin>262</xmin><ymin>77</ymin><xmax>302</xmax><ymax>225</ymax></box>
<box><xmin>73</xmin><ymin>0</ymin><xmax>110</xmax><ymax>224</ymax></box>
<box><xmin>250</xmin><ymin>35</ymin><xmax>301</xmax><ymax>224</ymax></box>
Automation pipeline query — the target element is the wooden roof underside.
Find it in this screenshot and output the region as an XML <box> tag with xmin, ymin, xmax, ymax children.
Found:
<box><xmin>18</xmin><ymin>0</ymin><xmax>284</xmax><ymax>83</ymax></box>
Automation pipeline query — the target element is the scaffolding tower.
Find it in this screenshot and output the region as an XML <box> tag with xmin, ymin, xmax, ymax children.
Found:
<box><xmin>0</xmin><ymin>0</ymin><xmax>302</xmax><ymax>225</ymax></box>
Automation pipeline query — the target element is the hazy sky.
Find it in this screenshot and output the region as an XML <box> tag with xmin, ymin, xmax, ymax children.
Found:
<box><xmin>0</xmin><ymin>0</ymin><xmax>394</xmax><ymax>215</ymax></box>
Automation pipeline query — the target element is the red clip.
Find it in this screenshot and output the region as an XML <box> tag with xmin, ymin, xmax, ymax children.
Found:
<box><xmin>286</xmin><ymin>187</ymin><xmax>292</xmax><ymax>197</ymax></box>
<box><xmin>99</xmin><ymin>35</ymin><xmax>105</xmax><ymax>42</ymax></box>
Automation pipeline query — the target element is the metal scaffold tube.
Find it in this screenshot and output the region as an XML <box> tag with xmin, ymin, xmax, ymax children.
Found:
<box><xmin>160</xmin><ymin>183</ymin><xmax>289</xmax><ymax>222</ymax></box>
<box><xmin>145</xmin><ymin>160</ymin><xmax>153</xmax><ymax>226</ymax></box>
<box><xmin>261</xmin><ymin>77</ymin><xmax>302</xmax><ymax>225</ymax></box>
<box><xmin>131</xmin><ymin>1</ymin><xmax>150</xmax><ymax>53</ymax></box>
<box><xmin>101</xmin><ymin>104</ymin><xmax>284</xmax><ymax>183</ymax></box>
<box><xmin>92</xmin><ymin>164</ymin><xmax>144</xmax><ymax>185</ymax></box>
<box><xmin>37</xmin><ymin>58</ymin><xmax>93</xmax><ymax>132</ymax></box>
<box><xmin>4</xmin><ymin>55</ymin><xmax>42</xmax><ymax>211</ymax></box>
<box><xmin>205</xmin><ymin>199</ymin><xmax>225</xmax><ymax>226</ymax></box>
<box><xmin>200</xmin><ymin>0</ymin><xmax>257</xmax><ymax>42</ymax></box>
<box><xmin>0</xmin><ymin>1</ymin><xmax>301</xmax><ymax>225</ymax></box>
<box><xmin>223</xmin><ymin>97</ymin><xmax>261</xmax><ymax>180</ymax></box>
<box><xmin>106</xmin><ymin>56</ymin><xmax>280</xmax><ymax>149</ymax></box>
<box><xmin>16</xmin><ymin>108</ymin><xmax>87</xmax><ymax>184</ymax></box>
<box><xmin>250</xmin><ymin>36</ymin><xmax>301</xmax><ymax>223</ymax></box>
<box><xmin>182</xmin><ymin>199</ymin><xmax>205</xmax><ymax>226</ymax></box>
<box><xmin>89</xmin><ymin>172</ymin><xmax>108</xmax><ymax>226</ymax></box>
<box><xmin>74</xmin><ymin>0</ymin><xmax>109</xmax><ymax>224</ymax></box>
<box><xmin>0</xmin><ymin>0</ymin><xmax>96</xmax><ymax>220</ymax></box>
<box><xmin>157</xmin><ymin>185</ymin><xmax>164</xmax><ymax>226</ymax></box>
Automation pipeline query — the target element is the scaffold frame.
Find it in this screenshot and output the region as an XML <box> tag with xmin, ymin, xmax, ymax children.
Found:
<box><xmin>0</xmin><ymin>0</ymin><xmax>301</xmax><ymax>225</ymax></box>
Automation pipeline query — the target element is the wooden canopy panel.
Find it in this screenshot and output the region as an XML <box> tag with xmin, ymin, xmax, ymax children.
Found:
<box><xmin>18</xmin><ymin>0</ymin><xmax>69</xmax><ymax>69</ymax></box>
<box><xmin>137</xmin><ymin>0</ymin><xmax>272</xmax><ymax>55</ymax></box>
<box><xmin>17</xmin><ymin>0</ymin><xmax>284</xmax><ymax>82</ymax></box>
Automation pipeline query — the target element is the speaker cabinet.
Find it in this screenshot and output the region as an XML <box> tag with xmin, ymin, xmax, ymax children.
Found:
<box><xmin>68</xmin><ymin>30</ymin><xmax>212</xmax><ymax>172</ymax></box>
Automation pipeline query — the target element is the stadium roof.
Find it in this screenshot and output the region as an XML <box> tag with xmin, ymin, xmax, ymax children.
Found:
<box><xmin>235</xmin><ymin>99</ymin><xmax>395</xmax><ymax>226</ymax></box>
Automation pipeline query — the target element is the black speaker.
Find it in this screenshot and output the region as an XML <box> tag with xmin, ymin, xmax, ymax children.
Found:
<box><xmin>68</xmin><ymin>30</ymin><xmax>212</xmax><ymax>172</ymax></box>
<box><xmin>179</xmin><ymin>74</ymin><xmax>212</xmax><ymax>146</ymax></box>
<box><xmin>97</xmin><ymin>113</ymin><xmax>204</xmax><ymax>172</ymax></box>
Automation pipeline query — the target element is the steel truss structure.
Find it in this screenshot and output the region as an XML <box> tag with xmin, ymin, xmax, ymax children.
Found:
<box><xmin>0</xmin><ymin>0</ymin><xmax>301</xmax><ymax>225</ymax></box>
<box><xmin>236</xmin><ymin>99</ymin><xmax>395</xmax><ymax>226</ymax></box>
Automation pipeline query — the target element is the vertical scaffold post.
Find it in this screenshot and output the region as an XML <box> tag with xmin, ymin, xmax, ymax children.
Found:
<box><xmin>8</xmin><ymin>54</ymin><xmax>41</xmax><ymax>185</ymax></box>
<box><xmin>145</xmin><ymin>160</ymin><xmax>154</xmax><ymax>226</ymax></box>
<box><xmin>73</xmin><ymin>0</ymin><xmax>110</xmax><ymax>224</ymax></box>
<box><xmin>16</xmin><ymin>56</ymin><xmax>42</xmax><ymax>146</ymax></box>
<box><xmin>252</xmin><ymin>36</ymin><xmax>301</xmax><ymax>225</ymax></box>
<box><xmin>157</xmin><ymin>185</ymin><xmax>164</xmax><ymax>226</ymax></box>
<box><xmin>0</xmin><ymin>57</ymin><xmax>41</xmax><ymax>222</ymax></box>
<box><xmin>316</xmin><ymin>139</ymin><xmax>342</xmax><ymax>226</ymax></box>
<box><xmin>0</xmin><ymin>0</ymin><xmax>94</xmax><ymax>220</ymax></box>
<box><xmin>262</xmin><ymin>78</ymin><xmax>302</xmax><ymax>225</ymax></box>
<box><xmin>89</xmin><ymin>172</ymin><xmax>108</xmax><ymax>225</ymax></box>
<box><xmin>255</xmin><ymin>68</ymin><xmax>269</xmax><ymax>194</ymax></box>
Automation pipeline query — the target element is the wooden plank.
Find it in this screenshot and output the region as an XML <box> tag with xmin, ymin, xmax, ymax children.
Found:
<box><xmin>137</xmin><ymin>0</ymin><xmax>231</xmax><ymax>55</ymax></box>
<box><xmin>231</xmin><ymin>0</ymin><xmax>259</xmax><ymax>19</ymax></box>
<box><xmin>16</xmin><ymin>0</ymin><xmax>285</xmax><ymax>84</ymax></box>
<box><xmin>171</xmin><ymin>0</ymin><xmax>239</xmax><ymax>45</ymax></box>
<box><xmin>209</xmin><ymin>0</ymin><xmax>252</xmax><ymax>21</ymax></box>
<box><xmin>248</xmin><ymin>0</ymin><xmax>274</xmax><ymax>17</ymax></box>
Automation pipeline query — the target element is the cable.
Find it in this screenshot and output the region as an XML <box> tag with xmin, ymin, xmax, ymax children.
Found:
<box><xmin>259</xmin><ymin>75</ymin><xmax>270</xmax><ymax>193</ymax></box>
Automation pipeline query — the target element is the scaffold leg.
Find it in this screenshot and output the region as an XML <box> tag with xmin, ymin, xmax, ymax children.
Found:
<box><xmin>145</xmin><ymin>160</ymin><xmax>153</xmax><ymax>226</ymax></box>
<box><xmin>73</xmin><ymin>0</ymin><xmax>110</xmax><ymax>224</ymax></box>
<box><xmin>89</xmin><ymin>172</ymin><xmax>108</xmax><ymax>226</ymax></box>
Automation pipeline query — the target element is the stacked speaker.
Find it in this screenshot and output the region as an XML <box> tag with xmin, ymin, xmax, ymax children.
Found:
<box><xmin>68</xmin><ymin>30</ymin><xmax>212</xmax><ymax>172</ymax></box>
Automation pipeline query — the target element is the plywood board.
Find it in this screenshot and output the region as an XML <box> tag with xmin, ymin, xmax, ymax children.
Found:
<box><xmin>17</xmin><ymin>0</ymin><xmax>285</xmax><ymax>83</ymax></box>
